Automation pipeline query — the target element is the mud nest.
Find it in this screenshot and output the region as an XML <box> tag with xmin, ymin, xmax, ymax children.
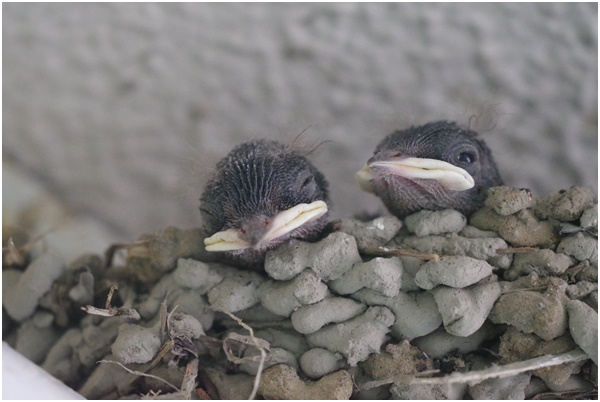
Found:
<box><xmin>2</xmin><ymin>185</ymin><xmax>598</xmax><ymax>399</ymax></box>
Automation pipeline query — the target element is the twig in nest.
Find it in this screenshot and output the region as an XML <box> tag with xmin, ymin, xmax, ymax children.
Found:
<box><xmin>180</xmin><ymin>358</ymin><xmax>199</xmax><ymax>395</ymax></box>
<box><xmin>562</xmin><ymin>260</ymin><xmax>591</xmax><ymax>284</ymax></box>
<box><xmin>131</xmin><ymin>297</ymin><xmax>198</xmax><ymax>391</ymax></box>
<box><xmin>100</xmin><ymin>358</ymin><xmax>200</xmax><ymax>400</ymax></box>
<box><xmin>159</xmin><ymin>296</ymin><xmax>170</xmax><ymax>341</ymax></box>
<box><xmin>213</xmin><ymin>307</ymin><xmax>268</xmax><ymax>400</ymax></box>
<box><xmin>531</xmin><ymin>389</ymin><xmax>598</xmax><ymax>400</ymax></box>
<box><xmin>3</xmin><ymin>237</ymin><xmax>25</xmax><ymax>267</ymax></box>
<box><xmin>2</xmin><ymin>226</ymin><xmax>55</xmax><ymax>266</ymax></box>
<box><xmin>360</xmin><ymin>369</ymin><xmax>440</xmax><ymax>390</ymax></box>
<box><xmin>197</xmin><ymin>370</ymin><xmax>220</xmax><ymax>399</ymax></box>
<box><xmin>98</xmin><ymin>360</ymin><xmax>180</xmax><ymax>392</ymax></box>
<box><xmin>496</xmin><ymin>247</ymin><xmax>539</xmax><ymax>254</ymax></box>
<box><xmin>360</xmin><ymin>349</ymin><xmax>589</xmax><ymax>389</ymax></box>
<box><xmin>81</xmin><ymin>285</ymin><xmax>140</xmax><ymax>319</ymax></box>
<box><xmin>104</xmin><ymin>239</ymin><xmax>150</xmax><ymax>268</ymax></box>
<box><xmin>160</xmin><ymin>300</ymin><xmax>198</xmax><ymax>366</ymax></box>
<box><xmin>148</xmin><ymin>341</ymin><xmax>174</xmax><ymax>372</ymax></box>
<box><xmin>218</xmin><ymin>318</ymin><xmax>294</xmax><ymax>330</ymax></box>
<box><xmin>98</xmin><ymin>299</ymin><xmax>201</xmax><ymax>398</ymax></box>
<box><xmin>198</xmin><ymin>335</ymin><xmax>225</xmax><ymax>350</ymax></box>
<box><xmin>222</xmin><ymin>332</ymin><xmax>270</xmax><ymax>365</ymax></box>
<box><xmin>501</xmin><ymin>286</ymin><xmax>549</xmax><ymax>295</ymax></box>
<box><xmin>363</xmin><ymin>246</ymin><xmax>440</xmax><ymax>261</ymax></box>
<box><xmin>196</xmin><ymin>388</ymin><xmax>213</xmax><ymax>400</ymax></box>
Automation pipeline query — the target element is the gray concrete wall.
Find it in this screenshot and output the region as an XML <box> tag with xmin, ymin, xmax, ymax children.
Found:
<box><xmin>3</xmin><ymin>3</ymin><xmax>597</xmax><ymax>239</ymax></box>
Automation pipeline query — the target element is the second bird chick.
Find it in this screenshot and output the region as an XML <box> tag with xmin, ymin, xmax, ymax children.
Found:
<box><xmin>200</xmin><ymin>139</ymin><xmax>329</xmax><ymax>268</ymax></box>
<box><xmin>356</xmin><ymin>121</ymin><xmax>502</xmax><ymax>218</ymax></box>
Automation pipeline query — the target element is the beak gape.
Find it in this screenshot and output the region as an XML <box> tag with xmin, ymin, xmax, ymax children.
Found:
<box><xmin>204</xmin><ymin>200</ymin><xmax>328</xmax><ymax>252</ymax></box>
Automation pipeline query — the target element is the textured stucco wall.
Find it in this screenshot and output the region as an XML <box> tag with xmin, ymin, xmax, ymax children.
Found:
<box><xmin>3</xmin><ymin>3</ymin><xmax>598</xmax><ymax>240</ymax></box>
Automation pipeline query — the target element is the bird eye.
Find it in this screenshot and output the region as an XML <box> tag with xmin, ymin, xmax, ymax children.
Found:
<box><xmin>300</xmin><ymin>176</ymin><xmax>313</xmax><ymax>189</ymax></box>
<box><xmin>458</xmin><ymin>151</ymin><xmax>476</xmax><ymax>164</ymax></box>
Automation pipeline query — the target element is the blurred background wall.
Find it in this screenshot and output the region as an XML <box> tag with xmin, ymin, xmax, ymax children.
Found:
<box><xmin>3</xmin><ymin>3</ymin><xmax>598</xmax><ymax>243</ymax></box>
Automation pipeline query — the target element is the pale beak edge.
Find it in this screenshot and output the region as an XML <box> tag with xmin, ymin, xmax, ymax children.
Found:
<box><xmin>204</xmin><ymin>200</ymin><xmax>328</xmax><ymax>252</ymax></box>
<box><xmin>204</xmin><ymin>228</ymin><xmax>250</xmax><ymax>251</ymax></box>
<box><xmin>355</xmin><ymin>165</ymin><xmax>376</xmax><ymax>194</ymax></box>
<box><xmin>356</xmin><ymin>157</ymin><xmax>475</xmax><ymax>192</ymax></box>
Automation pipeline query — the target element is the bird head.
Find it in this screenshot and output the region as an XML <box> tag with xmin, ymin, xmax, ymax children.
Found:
<box><xmin>356</xmin><ymin>121</ymin><xmax>502</xmax><ymax>217</ymax></box>
<box><xmin>200</xmin><ymin>140</ymin><xmax>329</xmax><ymax>263</ymax></box>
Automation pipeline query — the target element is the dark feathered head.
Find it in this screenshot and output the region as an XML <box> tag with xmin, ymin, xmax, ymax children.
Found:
<box><xmin>200</xmin><ymin>139</ymin><xmax>329</xmax><ymax>265</ymax></box>
<box><xmin>356</xmin><ymin>121</ymin><xmax>502</xmax><ymax>217</ymax></box>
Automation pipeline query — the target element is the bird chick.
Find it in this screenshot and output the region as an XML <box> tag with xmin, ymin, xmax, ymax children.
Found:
<box><xmin>200</xmin><ymin>139</ymin><xmax>329</xmax><ymax>268</ymax></box>
<box><xmin>356</xmin><ymin>121</ymin><xmax>502</xmax><ymax>218</ymax></box>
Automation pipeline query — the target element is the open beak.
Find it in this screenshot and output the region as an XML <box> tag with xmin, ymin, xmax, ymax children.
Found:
<box><xmin>204</xmin><ymin>200</ymin><xmax>328</xmax><ymax>252</ymax></box>
<box><xmin>356</xmin><ymin>157</ymin><xmax>475</xmax><ymax>193</ymax></box>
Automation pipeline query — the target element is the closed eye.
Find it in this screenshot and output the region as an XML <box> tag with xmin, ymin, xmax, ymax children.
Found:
<box><xmin>200</xmin><ymin>207</ymin><xmax>214</xmax><ymax>216</ymax></box>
